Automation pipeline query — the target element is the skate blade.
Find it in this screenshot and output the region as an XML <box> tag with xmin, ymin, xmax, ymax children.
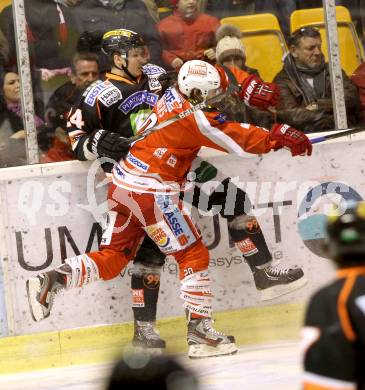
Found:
<box><xmin>26</xmin><ymin>278</ymin><xmax>45</xmax><ymax>322</ymax></box>
<box><xmin>260</xmin><ymin>276</ymin><xmax>308</xmax><ymax>301</ymax></box>
<box><xmin>188</xmin><ymin>342</ymin><xmax>238</xmax><ymax>359</ymax></box>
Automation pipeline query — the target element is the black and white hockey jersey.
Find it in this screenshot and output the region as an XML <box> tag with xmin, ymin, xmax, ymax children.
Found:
<box><xmin>302</xmin><ymin>266</ymin><xmax>365</xmax><ymax>390</ymax></box>
<box><xmin>67</xmin><ymin>63</ymin><xmax>166</xmax><ymax>162</ymax></box>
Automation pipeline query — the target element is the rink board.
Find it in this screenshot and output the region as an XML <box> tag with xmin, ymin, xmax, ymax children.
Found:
<box><xmin>0</xmin><ymin>302</ymin><xmax>304</xmax><ymax>374</ymax></box>
<box><xmin>0</xmin><ymin>132</ymin><xmax>364</xmax><ymax>338</ymax></box>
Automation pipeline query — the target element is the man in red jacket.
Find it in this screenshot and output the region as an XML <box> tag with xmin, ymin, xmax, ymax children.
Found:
<box><xmin>157</xmin><ymin>0</ymin><xmax>219</xmax><ymax>69</ymax></box>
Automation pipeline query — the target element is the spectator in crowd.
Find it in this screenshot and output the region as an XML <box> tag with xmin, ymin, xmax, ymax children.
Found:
<box><xmin>0</xmin><ymin>67</ymin><xmax>46</xmax><ymax>167</ymax></box>
<box><xmin>143</xmin><ymin>0</ymin><xmax>160</xmax><ymax>23</ymax></box>
<box><xmin>157</xmin><ymin>0</ymin><xmax>219</xmax><ymax>69</ymax></box>
<box><xmin>205</xmin><ymin>0</ymin><xmax>255</xmax><ymax>18</ymax></box>
<box><xmin>273</xmin><ymin>27</ymin><xmax>360</xmax><ymax>133</ymax></box>
<box><xmin>0</xmin><ymin>28</ymin><xmax>8</xmax><ymax>76</ymax></box>
<box><xmin>67</xmin><ymin>0</ymin><xmax>162</xmax><ymax>66</ymax></box>
<box><xmin>302</xmin><ymin>201</ymin><xmax>365</xmax><ymax>389</ymax></box>
<box><xmin>214</xmin><ymin>24</ymin><xmax>274</xmax><ymax>128</ymax></box>
<box><xmin>351</xmin><ymin>62</ymin><xmax>365</xmax><ymax>124</ymax></box>
<box><xmin>42</xmin><ymin>52</ymin><xmax>100</xmax><ymax>163</ymax></box>
<box><xmin>107</xmin><ymin>354</ymin><xmax>199</xmax><ymax>389</ymax></box>
<box><xmin>0</xmin><ymin>0</ymin><xmax>73</xmax><ymax>80</ymax></box>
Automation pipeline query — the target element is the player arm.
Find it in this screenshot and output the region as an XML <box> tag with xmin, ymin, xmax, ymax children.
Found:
<box><xmin>195</xmin><ymin>111</ymin><xmax>312</xmax><ymax>157</ymax></box>
<box><xmin>67</xmin><ymin>106</ymin><xmax>97</xmax><ymax>161</ymax></box>
<box><xmin>194</xmin><ymin>110</ymin><xmax>276</xmax><ymax>156</ymax></box>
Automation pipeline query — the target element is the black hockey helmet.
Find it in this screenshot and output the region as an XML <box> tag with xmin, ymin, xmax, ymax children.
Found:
<box><xmin>101</xmin><ymin>29</ymin><xmax>146</xmax><ymax>59</ymax></box>
<box><xmin>325</xmin><ymin>201</ymin><xmax>365</xmax><ymax>267</ymax></box>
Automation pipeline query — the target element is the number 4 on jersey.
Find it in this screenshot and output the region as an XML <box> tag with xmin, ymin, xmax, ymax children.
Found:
<box><xmin>67</xmin><ymin>108</ymin><xmax>85</xmax><ymax>130</ymax></box>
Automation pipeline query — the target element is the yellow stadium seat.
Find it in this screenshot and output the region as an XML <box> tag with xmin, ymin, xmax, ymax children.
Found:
<box><xmin>0</xmin><ymin>0</ymin><xmax>11</xmax><ymax>13</ymax></box>
<box><xmin>290</xmin><ymin>6</ymin><xmax>364</xmax><ymax>76</ymax></box>
<box><xmin>220</xmin><ymin>13</ymin><xmax>288</xmax><ymax>82</ymax></box>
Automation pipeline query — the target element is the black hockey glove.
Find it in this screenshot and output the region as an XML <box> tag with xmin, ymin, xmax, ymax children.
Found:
<box><xmin>88</xmin><ymin>129</ymin><xmax>130</xmax><ymax>161</ymax></box>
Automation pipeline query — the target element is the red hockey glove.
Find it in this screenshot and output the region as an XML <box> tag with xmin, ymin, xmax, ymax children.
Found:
<box><xmin>269</xmin><ymin>123</ymin><xmax>312</xmax><ymax>156</ymax></box>
<box><xmin>239</xmin><ymin>74</ymin><xmax>280</xmax><ymax>111</ymax></box>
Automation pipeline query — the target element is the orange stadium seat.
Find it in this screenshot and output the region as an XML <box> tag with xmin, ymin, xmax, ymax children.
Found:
<box><xmin>220</xmin><ymin>13</ymin><xmax>288</xmax><ymax>82</ymax></box>
<box><xmin>290</xmin><ymin>6</ymin><xmax>364</xmax><ymax>76</ymax></box>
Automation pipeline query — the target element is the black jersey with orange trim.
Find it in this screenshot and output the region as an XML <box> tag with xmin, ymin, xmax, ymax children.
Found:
<box><xmin>66</xmin><ymin>63</ymin><xmax>166</xmax><ymax>162</ymax></box>
<box><xmin>302</xmin><ymin>266</ymin><xmax>365</xmax><ymax>390</ymax></box>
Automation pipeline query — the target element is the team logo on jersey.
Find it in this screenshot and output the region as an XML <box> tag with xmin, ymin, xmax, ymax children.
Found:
<box><xmin>84</xmin><ymin>81</ymin><xmax>109</xmax><ymax>106</ymax></box>
<box><xmin>119</xmin><ymin>91</ymin><xmax>159</xmax><ymax>114</ymax></box>
<box><xmin>153</xmin><ymin>148</ymin><xmax>168</xmax><ymax>159</ymax></box>
<box><xmin>126</xmin><ymin>152</ymin><xmax>149</xmax><ymax>172</ymax></box>
<box><xmin>166</xmin><ymin>154</ymin><xmax>177</xmax><ymax>168</ymax></box>
<box><xmin>98</xmin><ymin>86</ymin><xmax>122</xmax><ymax>107</ymax></box>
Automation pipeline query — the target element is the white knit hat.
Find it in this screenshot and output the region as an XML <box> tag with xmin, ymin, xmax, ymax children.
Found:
<box><xmin>215</xmin><ymin>24</ymin><xmax>246</xmax><ymax>64</ymax></box>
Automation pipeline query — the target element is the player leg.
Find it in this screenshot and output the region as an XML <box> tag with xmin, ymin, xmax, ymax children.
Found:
<box><xmin>26</xmin><ymin>184</ymin><xmax>143</xmax><ymax>322</ymax></box>
<box><xmin>190</xmin><ymin>163</ymin><xmax>306</xmax><ymax>300</ymax></box>
<box><xmin>146</xmin><ymin>192</ymin><xmax>237</xmax><ymax>358</ymax></box>
<box><xmin>131</xmin><ymin>236</ymin><xmax>166</xmax><ymax>351</ymax></box>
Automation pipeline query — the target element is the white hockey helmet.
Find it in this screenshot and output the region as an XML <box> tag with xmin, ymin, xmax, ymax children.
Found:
<box><xmin>177</xmin><ymin>60</ymin><xmax>221</xmax><ymax>99</ymax></box>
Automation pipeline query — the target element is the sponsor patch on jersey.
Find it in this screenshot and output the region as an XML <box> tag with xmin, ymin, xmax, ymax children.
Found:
<box><xmin>126</xmin><ymin>152</ymin><xmax>149</xmax><ymax>172</ymax></box>
<box><xmin>98</xmin><ymin>86</ymin><xmax>122</xmax><ymax>107</ymax></box>
<box><xmin>132</xmin><ymin>289</ymin><xmax>145</xmax><ymax>307</ymax></box>
<box><xmin>148</xmin><ymin>77</ymin><xmax>162</xmax><ymax>91</ymax></box>
<box><xmin>153</xmin><ymin>147</ymin><xmax>168</xmax><ymax>159</ymax></box>
<box><xmin>214</xmin><ymin>113</ymin><xmax>227</xmax><ymax>124</ymax></box>
<box><xmin>155</xmin><ymin>195</ymin><xmax>195</xmax><ymax>248</ymax></box>
<box><xmin>142</xmin><ymin>63</ymin><xmax>166</xmax><ymax>76</ymax></box>
<box><xmin>236</xmin><ymin>238</ymin><xmax>258</xmax><ymax>256</ymax></box>
<box><xmin>84</xmin><ymin>80</ymin><xmax>109</xmax><ymax>106</ymax></box>
<box><xmin>164</xmin><ymin>87</ymin><xmax>183</xmax><ymax>111</ymax></box>
<box><xmin>119</xmin><ymin>90</ymin><xmax>159</xmax><ymax>114</ymax></box>
<box><xmin>146</xmin><ymin>225</ymin><xmax>171</xmax><ymax>249</ymax></box>
<box><xmin>166</xmin><ymin>154</ymin><xmax>177</xmax><ymax>168</ymax></box>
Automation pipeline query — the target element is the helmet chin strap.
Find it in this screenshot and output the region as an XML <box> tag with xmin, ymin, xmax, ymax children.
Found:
<box><xmin>114</xmin><ymin>51</ymin><xmax>138</xmax><ymax>81</ymax></box>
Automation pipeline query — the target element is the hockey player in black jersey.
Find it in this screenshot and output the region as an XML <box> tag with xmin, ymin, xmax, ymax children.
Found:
<box><xmin>302</xmin><ymin>202</ymin><xmax>365</xmax><ymax>390</ymax></box>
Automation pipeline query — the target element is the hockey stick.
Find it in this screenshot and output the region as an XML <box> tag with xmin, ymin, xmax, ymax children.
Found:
<box><xmin>310</xmin><ymin>127</ymin><xmax>365</xmax><ymax>144</ymax></box>
<box><xmin>127</xmin><ymin>84</ymin><xmax>239</xmax><ymax>145</ymax></box>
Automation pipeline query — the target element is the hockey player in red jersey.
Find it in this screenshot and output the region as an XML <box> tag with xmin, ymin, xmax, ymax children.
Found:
<box><xmin>302</xmin><ymin>202</ymin><xmax>365</xmax><ymax>390</ymax></box>
<box><xmin>26</xmin><ymin>59</ymin><xmax>311</xmax><ymax>358</ymax></box>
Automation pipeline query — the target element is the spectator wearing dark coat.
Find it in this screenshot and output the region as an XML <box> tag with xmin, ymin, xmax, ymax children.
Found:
<box><xmin>273</xmin><ymin>27</ymin><xmax>360</xmax><ymax>133</ymax></box>
<box><xmin>67</xmin><ymin>0</ymin><xmax>162</xmax><ymax>66</ymax></box>
<box><xmin>42</xmin><ymin>52</ymin><xmax>100</xmax><ymax>163</ymax></box>
<box><xmin>0</xmin><ymin>0</ymin><xmax>71</xmax><ymax>71</ymax></box>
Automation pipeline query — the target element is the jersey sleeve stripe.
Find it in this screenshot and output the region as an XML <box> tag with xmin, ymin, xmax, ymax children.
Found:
<box><xmin>194</xmin><ymin>110</ymin><xmax>252</xmax><ymax>158</ymax></box>
<box><xmin>337</xmin><ymin>275</ymin><xmax>357</xmax><ymax>342</ymax></box>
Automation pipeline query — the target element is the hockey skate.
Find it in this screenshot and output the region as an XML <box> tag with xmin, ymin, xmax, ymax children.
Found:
<box><xmin>132</xmin><ymin>320</ymin><xmax>166</xmax><ymax>354</ymax></box>
<box><xmin>26</xmin><ymin>271</ymin><xmax>65</xmax><ymax>322</ymax></box>
<box><xmin>187</xmin><ymin>318</ymin><xmax>237</xmax><ymax>359</ymax></box>
<box><xmin>253</xmin><ymin>264</ymin><xmax>307</xmax><ymax>301</ymax></box>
